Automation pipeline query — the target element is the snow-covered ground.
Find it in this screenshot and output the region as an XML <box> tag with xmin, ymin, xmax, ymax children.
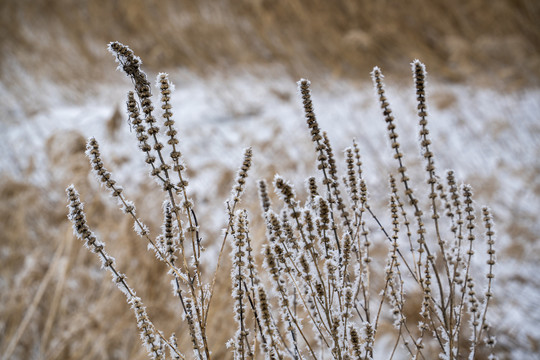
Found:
<box><xmin>2</xmin><ymin>68</ymin><xmax>539</xmax><ymax>358</ymax></box>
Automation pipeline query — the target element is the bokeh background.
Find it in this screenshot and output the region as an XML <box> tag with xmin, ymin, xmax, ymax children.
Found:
<box><xmin>1</xmin><ymin>1</ymin><xmax>539</xmax><ymax>359</ymax></box>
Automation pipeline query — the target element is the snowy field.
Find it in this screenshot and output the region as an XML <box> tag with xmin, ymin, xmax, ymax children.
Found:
<box><xmin>1</xmin><ymin>68</ymin><xmax>539</xmax><ymax>358</ymax></box>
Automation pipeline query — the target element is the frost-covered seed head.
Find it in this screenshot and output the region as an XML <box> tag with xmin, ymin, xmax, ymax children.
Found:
<box><xmin>232</xmin><ymin>147</ymin><xmax>253</xmax><ymax>199</ymax></box>
<box><xmin>258</xmin><ymin>179</ymin><xmax>271</xmax><ymax>213</ymax></box>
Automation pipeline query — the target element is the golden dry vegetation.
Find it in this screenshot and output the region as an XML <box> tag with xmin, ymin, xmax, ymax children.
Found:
<box><xmin>1</xmin><ymin>1</ymin><xmax>540</xmax><ymax>359</ymax></box>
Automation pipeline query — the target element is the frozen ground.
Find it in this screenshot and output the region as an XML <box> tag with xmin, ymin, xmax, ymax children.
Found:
<box><xmin>1</xmin><ymin>68</ymin><xmax>539</xmax><ymax>358</ymax></box>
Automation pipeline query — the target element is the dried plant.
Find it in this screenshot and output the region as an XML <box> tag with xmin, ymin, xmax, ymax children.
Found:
<box><xmin>66</xmin><ymin>42</ymin><xmax>497</xmax><ymax>359</ymax></box>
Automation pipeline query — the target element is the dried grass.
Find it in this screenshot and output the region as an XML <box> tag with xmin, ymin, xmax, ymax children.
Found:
<box><xmin>1</xmin><ymin>3</ymin><xmax>538</xmax><ymax>358</ymax></box>
<box><xmin>1</xmin><ymin>0</ymin><xmax>539</xmax><ymax>110</ymax></box>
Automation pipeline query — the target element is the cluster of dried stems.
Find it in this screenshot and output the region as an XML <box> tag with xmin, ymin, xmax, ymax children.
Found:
<box><xmin>66</xmin><ymin>42</ymin><xmax>496</xmax><ymax>359</ymax></box>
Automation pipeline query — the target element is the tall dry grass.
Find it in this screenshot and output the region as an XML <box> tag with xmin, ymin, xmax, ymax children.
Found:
<box><xmin>58</xmin><ymin>42</ymin><xmax>498</xmax><ymax>359</ymax></box>
<box><xmin>3</xmin><ymin>4</ymin><xmax>538</xmax><ymax>358</ymax></box>
<box><xmin>1</xmin><ymin>0</ymin><xmax>539</xmax><ymax>103</ymax></box>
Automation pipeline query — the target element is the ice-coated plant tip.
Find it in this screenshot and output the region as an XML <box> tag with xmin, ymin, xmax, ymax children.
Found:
<box><xmin>257</xmin><ymin>179</ymin><xmax>271</xmax><ymax>213</ymax></box>
<box><xmin>232</xmin><ymin>147</ymin><xmax>253</xmax><ymax>201</ymax></box>
<box><xmin>298</xmin><ymin>79</ymin><xmax>322</xmax><ymax>144</ymax></box>
<box><xmin>66</xmin><ymin>43</ymin><xmax>497</xmax><ymax>359</ymax></box>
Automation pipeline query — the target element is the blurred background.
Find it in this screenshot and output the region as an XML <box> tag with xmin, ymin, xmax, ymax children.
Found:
<box><xmin>1</xmin><ymin>1</ymin><xmax>539</xmax><ymax>359</ymax></box>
